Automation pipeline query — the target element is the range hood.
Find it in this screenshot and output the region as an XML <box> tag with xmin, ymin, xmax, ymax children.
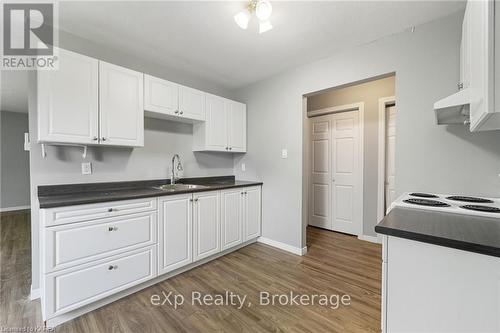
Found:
<box><xmin>433</xmin><ymin>88</ymin><xmax>471</xmax><ymax>125</ymax></box>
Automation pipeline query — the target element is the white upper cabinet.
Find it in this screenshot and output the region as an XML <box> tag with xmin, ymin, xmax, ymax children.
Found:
<box><xmin>144</xmin><ymin>74</ymin><xmax>179</xmax><ymax>116</ymax></box>
<box><xmin>227</xmin><ymin>101</ymin><xmax>247</xmax><ymax>152</ymax></box>
<box><xmin>38</xmin><ymin>48</ymin><xmax>99</xmax><ymax>144</ymax></box>
<box><xmin>99</xmin><ymin>61</ymin><xmax>144</xmax><ymax>147</ymax></box>
<box><xmin>434</xmin><ymin>0</ymin><xmax>500</xmax><ymax>131</ymax></box>
<box><xmin>37</xmin><ymin>48</ymin><xmax>144</xmax><ymax>147</ymax></box>
<box><xmin>193</xmin><ymin>95</ymin><xmax>247</xmax><ymax>153</ymax></box>
<box><xmin>179</xmin><ymin>85</ymin><xmax>206</xmax><ymax>121</ymax></box>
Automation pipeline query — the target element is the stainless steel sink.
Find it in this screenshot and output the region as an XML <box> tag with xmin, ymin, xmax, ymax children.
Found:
<box><xmin>153</xmin><ymin>184</ymin><xmax>209</xmax><ymax>192</ymax></box>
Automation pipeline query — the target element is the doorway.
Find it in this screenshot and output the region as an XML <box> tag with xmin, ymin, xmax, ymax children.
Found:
<box><xmin>377</xmin><ymin>96</ymin><xmax>397</xmax><ymax>222</ymax></box>
<box><xmin>308</xmin><ymin>104</ymin><xmax>364</xmax><ymax>236</ymax></box>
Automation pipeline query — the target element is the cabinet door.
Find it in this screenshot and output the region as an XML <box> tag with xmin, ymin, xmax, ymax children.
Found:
<box><xmin>227</xmin><ymin>101</ymin><xmax>247</xmax><ymax>152</ymax></box>
<box><xmin>193</xmin><ymin>191</ymin><xmax>220</xmax><ymax>261</ymax></box>
<box><xmin>99</xmin><ymin>61</ymin><xmax>144</xmax><ymax>147</ymax></box>
<box><xmin>244</xmin><ymin>186</ymin><xmax>261</xmax><ymax>241</ymax></box>
<box><xmin>179</xmin><ymin>85</ymin><xmax>205</xmax><ymax>121</ymax></box>
<box><xmin>205</xmin><ymin>94</ymin><xmax>228</xmax><ymax>151</ymax></box>
<box><xmin>144</xmin><ymin>74</ymin><xmax>179</xmax><ymax>116</ymax></box>
<box><xmin>158</xmin><ymin>194</ymin><xmax>193</xmax><ymax>275</ymax></box>
<box><xmin>37</xmin><ymin>48</ymin><xmax>99</xmax><ymax>144</ymax></box>
<box><xmin>220</xmin><ymin>189</ymin><xmax>243</xmax><ymax>251</ymax></box>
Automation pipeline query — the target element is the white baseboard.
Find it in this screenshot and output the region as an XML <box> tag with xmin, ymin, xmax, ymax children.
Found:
<box><xmin>0</xmin><ymin>205</ymin><xmax>30</xmax><ymax>213</ymax></box>
<box><xmin>257</xmin><ymin>237</ymin><xmax>307</xmax><ymax>256</ymax></box>
<box><xmin>30</xmin><ymin>286</ymin><xmax>40</xmax><ymax>300</ymax></box>
<box><xmin>358</xmin><ymin>234</ymin><xmax>382</xmax><ymax>244</ymax></box>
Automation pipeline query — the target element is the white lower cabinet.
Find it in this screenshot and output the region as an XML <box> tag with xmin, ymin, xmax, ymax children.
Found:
<box><xmin>41</xmin><ymin>185</ymin><xmax>261</xmax><ymax>326</ymax></box>
<box><xmin>158</xmin><ymin>194</ymin><xmax>193</xmax><ymax>275</ymax></box>
<box><xmin>221</xmin><ymin>189</ymin><xmax>244</xmax><ymax>250</ymax></box>
<box><xmin>383</xmin><ymin>236</ymin><xmax>500</xmax><ymax>333</ymax></box>
<box><xmin>44</xmin><ymin>246</ymin><xmax>156</xmax><ymax>318</ymax></box>
<box><xmin>243</xmin><ymin>186</ymin><xmax>262</xmax><ymax>241</ymax></box>
<box><xmin>193</xmin><ymin>191</ymin><xmax>221</xmax><ymax>261</ymax></box>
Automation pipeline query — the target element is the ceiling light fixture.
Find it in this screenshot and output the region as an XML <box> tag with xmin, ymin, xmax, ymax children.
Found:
<box><xmin>234</xmin><ymin>0</ymin><xmax>273</xmax><ymax>34</ymax></box>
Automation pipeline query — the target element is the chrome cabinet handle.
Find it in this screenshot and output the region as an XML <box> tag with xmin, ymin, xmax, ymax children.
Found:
<box><xmin>92</xmin><ymin>136</ymin><xmax>99</xmax><ymax>141</ymax></box>
<box><xmin>179</xmin><ymin>111</ymin><xmax>184</xmax><ymax>115</ymax></box>
<box><xmin>101</xmin><ymin>137</ymin><xmax>107</xmax><ymax>141</ymax></box>
<box><xmin>174</xmin><ymin>110</ymin><xmax>179</xmax><ymax>114</ymax></box>
<box><xmin>108</xmin><ymin>208</ymin><xmax>114</xmax><ymax>212</ymax></box>
<box><xmin>194</xmin><ymin>198</ymin><xmax>199</xmax><ymax>202</ymax></box>
<box><xmin>458</xmin><ymin>82</ymin><xmax>464</xmax><ymax>90</ymax></box>
<box><xmin>108</xmin><ymin>265</ymin><xmax>118</xmax><ymax>270</ymax></box>
<box><xmin>229</xmin><ymin>147</ymin><xmax>232</xmax><ymax>150</ymax></box>
<box><xmin>108</xmin><ymin>226</ymin><xmax>118</xmax><ymax>231</ymax></box>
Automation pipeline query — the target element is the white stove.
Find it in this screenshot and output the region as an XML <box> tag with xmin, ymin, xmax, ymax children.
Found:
<box><xmin>390</xmin><ymin>192</ymin><xmax>500</xmax><ymax>218</ymax></box>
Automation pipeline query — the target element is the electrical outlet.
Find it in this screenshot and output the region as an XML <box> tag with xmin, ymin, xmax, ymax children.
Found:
<box><xmin>281</xmin><ymin>149</ymin><xmax>288</xmax><ymax>159</ymax></box>
<box><xmin>241</xmin><ymin>163</ymin><xmax>246</xmax><ymax>172</ymax></box>
<box><xmin>81</xmin><ymin>162</ymin><xmax>92</xmax><ymax>175</ymax></box>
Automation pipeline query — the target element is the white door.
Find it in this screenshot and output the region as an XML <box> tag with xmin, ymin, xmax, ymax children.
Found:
<box><xmin>309</xmin><ymin>116</ymin><xmax>331</xmax><ymax>229</ymax></box>
<box><xmin>385</xmin><ymin>106</ymin><xmax>397</xmax><ymax>211</ymax></box>
<box><xmin>37</xmin><ymin>48</ymin><xmax>99</xmax><ymax>144</ymax></box>
<box><xmin>220</xmin><ymin>189</ymin><xmax>243</xmax><ymax>250</ymax></box>
<box><xmin>144</xmin><ymin>74</ymin><xmax>179</xmax><ymax>116</ymax></box>
<box><xmin>193</xmin><ymin>191</ymin><xmax>220</xmax><ymax>261</ymax></box>
<box><xmin>158</xmin><ymin>194</ymin><xmax>193</xmax><ymax>275</ymax></box>
<box><xmin>99</xmin><ymin>61</ymin><xmax>144</xmax><ymax>147</ymax></box>
<box><xmin>331</xmin><ymin>111</ymin><xmax>362</xmax><ymax>235</ymax></box>
<box><xmin>205</xmin><ymin>94</ymin><xmax>228</xmax><ymax>151</ymax></box>
<box><xmin>244</xmin><ymin>186</ymin><xmax>261</xmax><ymax>241</ymax></box>
<box><xmin>227</xmin><ymin>101</ymin><xmax>247</xmax><ymax>152</ymax></box>
<box><xmin>179</xmin><ymin>85</ymin><xmax>205</xmax><ymax>121</ymax></box>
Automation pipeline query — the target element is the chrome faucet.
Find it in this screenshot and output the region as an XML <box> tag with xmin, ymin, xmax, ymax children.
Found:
<box><xmin>171</xmin><ymin>154</ymin><xmax>183</xmax><ymax>184</ymax></box>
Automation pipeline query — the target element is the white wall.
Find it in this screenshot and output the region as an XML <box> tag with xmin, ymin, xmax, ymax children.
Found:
<box><xmin>233</xmin><ymin>11</ymin><xmax>500</xmax><ymax>249</ymax></box>
<box><xmin>28</xmin><ymin>29</ymin><xmax>237</xmax><ymax>291</ymax></box>
<box><xmin>1</xmin><ymin>111</ymin><xmax>30</xmax><ymax>209</ymax></box>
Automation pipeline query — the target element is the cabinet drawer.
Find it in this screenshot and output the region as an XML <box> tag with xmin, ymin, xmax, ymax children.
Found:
<box><xmin>42</xmin><ymin>197</ymin><xmax>157</xmax><ymax>226</ymax></box>
<box><xmin>44</xmin><ymin>246</ymin><xmax>156</xmax><ymax>318</ymax></box>
<box><xmin>44</xmin><ymin>212</ymin><xmax>157</xmax><ymax>272</ymax></box>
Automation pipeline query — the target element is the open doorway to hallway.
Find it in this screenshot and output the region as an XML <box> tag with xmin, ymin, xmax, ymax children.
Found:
<box><xmin>303</xmin><ymin>74</ymin><xmax>396</xmax><ymax>243</ymax></box>
<box><xmin>1</xmin><ymin>71</ymin><xmax>31</xmax><ymax>214</ymax></box>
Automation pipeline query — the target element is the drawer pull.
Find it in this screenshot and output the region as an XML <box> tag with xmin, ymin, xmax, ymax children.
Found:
<box><xmin>108</xmin><ymin>265</ymin><xmax>118</xmax><ymax>270</ymax></box>
<box><xmin>108</xmin><ymin>226</ymin><xmax>118</xmax><ymax>232</ymax></box>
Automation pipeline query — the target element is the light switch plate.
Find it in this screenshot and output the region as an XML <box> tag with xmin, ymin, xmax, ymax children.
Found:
<box><xmin>81</xmin><ymin>162</ymin><xmax>92</xmax><ymax>175</ymax></box>
<box><xmin>281</xmin><ymin>149</ymin><xmax>288</xmax><ymax>159</ymax></box>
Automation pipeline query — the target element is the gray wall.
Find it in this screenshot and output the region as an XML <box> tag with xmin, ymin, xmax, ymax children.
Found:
<box><xmin>233</xmin><ymin>11</ymin><xmax>500</xmax><ymax>250</ymax></box>
<box><xmin>29</xmin><ymin>29</ymin><xmax>237</xmax><ymax>291</ymax></box>
<box><xmin>1</xmin><ymin>111</ymin><xmax>30</xmax><ymax>209</ymax></box>
<box><xmin>307</xmin><ymin>76</ymin><xmax>396</xmax><ymax>236</ymax></box>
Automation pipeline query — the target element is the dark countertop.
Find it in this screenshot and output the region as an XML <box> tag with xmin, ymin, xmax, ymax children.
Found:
<box><xmin>38</xmin><ymin>176</ymin><xmax>262</xmax><ymax>209</ymax></box>
<box><xmin>375</xmin><ymin>207</ymin><xmax>500</xmax><ymax>258</ymax></box>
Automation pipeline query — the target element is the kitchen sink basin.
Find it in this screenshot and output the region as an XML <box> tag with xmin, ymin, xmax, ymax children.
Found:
<box><xmin>153</xmin><ymin>184</ymin><xmax>209</xmax><ymax>192</ymax></box>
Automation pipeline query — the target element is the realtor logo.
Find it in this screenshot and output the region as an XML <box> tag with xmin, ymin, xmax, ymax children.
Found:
<box><xmin>1</xmin><ymin>2</ymin><xmax>58</xmax><ymax>70</ymax></box>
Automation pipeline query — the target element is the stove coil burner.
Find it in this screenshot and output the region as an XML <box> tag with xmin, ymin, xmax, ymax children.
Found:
<box><xmin>446</xmin><ymin>196</ymin><xmax>494</xmax><ymax>204</ymax></box>
<box><xmin>460</xmin><ymin>205</ymin><xmax>500</xmax><ymax>213</ymax></box>
<box><xmin>409</xmin><ymin>193</ymin><xmax>439</xmax><ymax>198</ymax></box>
<box><xmin>403</xmin><ymin>199</ymin><xmax>450</xmax><ymax>207</ymax></box>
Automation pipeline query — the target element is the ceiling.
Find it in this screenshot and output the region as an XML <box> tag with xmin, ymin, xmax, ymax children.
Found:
<box><xmin>1</xmin><ymin>1</ymin><xmax>465</xmax><ymax>113</ymax></box>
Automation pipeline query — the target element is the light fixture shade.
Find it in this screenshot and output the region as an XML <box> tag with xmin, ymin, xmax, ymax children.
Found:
<box><xmin>255</xmin><ymin>0</ymin><xmax>273</xmax><ymax>21</ymax></box>
<box><xmin>259</xmin><ymin>20</ymin><xmax>273</xmax><ymax>34</ymax></box>
<box><xmin>234</xmin><ymin>10</ymin><xmax>250</xmax><ymax>30</ymax></box>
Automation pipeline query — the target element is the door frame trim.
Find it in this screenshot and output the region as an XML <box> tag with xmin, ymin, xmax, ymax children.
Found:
<box><xmin>306</xmin><ymin>102</ymin><xmax>365</xmax><ymax>236</ymax></box>
<box><xmin>377</xmin><ymin>96</ymin><xmax>396</xmax><ymax>224</ymax></box>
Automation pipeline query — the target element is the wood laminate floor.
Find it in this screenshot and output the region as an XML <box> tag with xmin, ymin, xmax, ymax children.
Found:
<box><xmin>0</xmin><ymin>212</ymin><xmax>382</xmax><ymax>333</ymax></box>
